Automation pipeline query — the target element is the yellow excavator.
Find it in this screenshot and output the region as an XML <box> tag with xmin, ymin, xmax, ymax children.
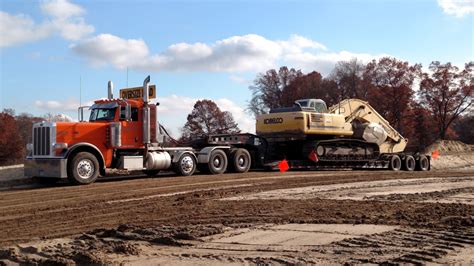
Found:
<box><xmin>255</xmin><ymin>98</ymin><xmax>428</xmax><ymax>171</ymax></box>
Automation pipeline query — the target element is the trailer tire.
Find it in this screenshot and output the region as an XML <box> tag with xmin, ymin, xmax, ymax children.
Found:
<box><xmin>67</xmin><ymin>152</ymin><xmax>99</xmax><ymax>185</ymax></box>
<box><xmin>416</xmin><ymin>155</ymin><xmax>430</xmax><ymax>171</ymax></box>
<box><xmin>174</xmin><ymin>153</ymin><xmax>196</xmax><ymax>176</ymax></box>
<box><xmin>229</xmin><ymin>148</ymin><xmax>251</xmax><ymax>173</ymax></box>
<box><xmin>207</xmin><ymin>149</ymin><xmax>228</xmax><ymax>175</ymax></box>
<box><xmin>389</xmin><ymin>155</ymin><xmax>401</xmax><ymax>171</ymax></box>
<box><xmin>403</xmin><ymin>155</ymin><xmax>416</xmax><ymax>171</ymax></box>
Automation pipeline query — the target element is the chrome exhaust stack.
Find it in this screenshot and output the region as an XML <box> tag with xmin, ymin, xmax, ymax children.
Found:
<box><xmin>143</xmin><ymin>75</ymin><xmax>151</xmax><ymax>145</ymax></box>
<box><xmin>108</xmin><ymin>81</ymin><xmax>114</xmax><ymax>99</ymax></box>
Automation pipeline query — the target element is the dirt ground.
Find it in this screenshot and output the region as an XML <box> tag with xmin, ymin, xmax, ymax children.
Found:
<box><xmin>0</xmin><ymin>164</ymin><xmax>473</xmax><ymax>265</ymax></box>
<box><xmin>1</xmin><ymin>141</ymin><xmax>473</xmax><ymax>265</ymax></box>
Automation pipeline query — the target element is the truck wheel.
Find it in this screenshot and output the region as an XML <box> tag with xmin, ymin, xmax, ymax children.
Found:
<box><xmin>143</xmin><ymin>170</ymin><xmax>160</xmax><ymax>176</ymax></box>
<box><xmin>229</xmin><ymin>148</ymin><xmax>251</xmax><ymax>173</ymax></box>
<box><xmin>403</xmin><ymin>155</ymin><xmax>416</xmax><ymax>171</ymax></box>
<box><xmin>389</xmin><ymin>155</ymin><xmax>401</xmax><ymax>171</ymax></box>
<box><xmin>416</xmin><ymin>155</ymin><xmax>430</xmax><ymax>171</ymax></box>
<box><xmin>67</xmin><ymin>152</ymin><xmax>99</xmax><ymax>185</ymax></box>
<box><xmin>207</xmin><ymin>149</ymin><xmax>228</xmax><ymax>175</ymax></box>
<box><xmin>174</xmin><ymin>153</ymin><xmax>196</xmax><ymax>176</ymax></box>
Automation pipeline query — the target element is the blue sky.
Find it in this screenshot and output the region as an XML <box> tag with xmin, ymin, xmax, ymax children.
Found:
<box><xmin>1</xmin><ymin>0</ymin><xmax>473</xmax><ymax>134</ymax></box>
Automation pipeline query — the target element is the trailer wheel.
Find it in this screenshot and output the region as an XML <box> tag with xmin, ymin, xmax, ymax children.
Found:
<box><xmin>416</xmin><ymin>155</ymin><xmax>430</xmax><ymax>171</ymax></box>
<box><xmin>229</xmin><ymin>148</ymin><xmax>251</xmax><ymax>173</ymax></box>
<box><xmin>403</xmin><ymin>155</ymin><xmax>416</xmax><ymax>171</ymax></box>
<box><xmin>67</xmin><ymin>152</ymin><xmax>99</xmax><ymax>185</ymax></box>
<box><xmin>143</xmin><ymin>170</ymin><xmax>160</xmax><ymax>176</ymax></box>
<box><xmin>207</xmin><ymin>149</ymin><xmax>228</xmax><ymax>175</ymax></box>
<box><xmin>389</xmin><ymin>155</ymin><xmax>401</xmax><ymax>171</ymax></box>
<box><xmin>174</xmin><ymin>153</ymin><xmax>196</xmax><ymax>176</ymax></box>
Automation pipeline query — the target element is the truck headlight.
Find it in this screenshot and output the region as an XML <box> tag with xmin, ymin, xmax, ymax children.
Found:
<box><xmin>26</xmin><ymin>143</ymin><xmax>33</xmax><ymax>151</ymax></box>
<box><xmin>53</xmin><ymin>143</ymin><xmax>68</xmax><ymax>156</ymax></box>
<box><xmin>53</xmin><ymin>143</ymin><xmax>68</xmax><ymax>149</ymax></box>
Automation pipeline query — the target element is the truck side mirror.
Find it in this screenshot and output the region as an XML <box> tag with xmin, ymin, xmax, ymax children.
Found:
<box><xmin>120</xmin><ymin>105</ymin><xmax>132</xmax><ymax>121</ymax></box>
<box><xmin>126</xmin><ymin>105</ymin><xmax>132</xmax><ymax>121</ymax></box>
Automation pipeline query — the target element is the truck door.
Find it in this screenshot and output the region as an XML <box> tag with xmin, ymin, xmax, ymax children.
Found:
<box><xmin>119</xmin><ymin>106</ymin><xmax>143</xmax><ymax>147</ymax></box>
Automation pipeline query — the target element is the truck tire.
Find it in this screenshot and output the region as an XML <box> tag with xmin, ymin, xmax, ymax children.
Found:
<box><xmin>403</xmin><ymin>155</ymin><xmax>416</xmax><ymax>171</ymax></box>
<box><xmin>229</xmin><ymin>148</ymin><xmax>251</xmax><ymax>173</ymax></box>
<box><xmin>207</xmin><ymin>149</ymin><xmax>228</xmax><ymax>175</ymax></box>
<box><xmin>174</xmin><ymin>153</ymin><xmax>196</xmax><ymax>176</ymax></box>
<box><xmin>67</xmin><ymin>152</ymin><xmax>99</xmax><ymax>185</ymax></box>
<box><xmin>143</xmin><ymin>170</ymin><xmax>160</xmax><ymax>176</ymax></box>
<box><xmin>389</xmin><ymin>155</ymin><xmax>401</xmax><ymax>171</ymax></box>
<box><xmin>416</xmin><ymin>155</ymin><xmax>430</xmax><ymax>171</ymax></box>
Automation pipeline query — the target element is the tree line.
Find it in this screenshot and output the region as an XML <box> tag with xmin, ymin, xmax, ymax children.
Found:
<box><xmin>249</xmin><ymin>57</ymin><xmax>473</xmax><ymax>150</ymax></box>
<box><xmin>0</xmin><ymin>110</ymin><xmax>72</xmax><ymax>166</ymax></box>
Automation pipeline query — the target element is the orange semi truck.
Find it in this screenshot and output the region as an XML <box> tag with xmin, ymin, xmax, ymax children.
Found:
<box><xmin>25</xmin><ymin>76</ymin><xmax>253</xmax><ymax>184</ymax></box>
<box><xmin>25</xmin><ymin>75</ymin><xmax>430</xmax><ymax>185</ymax></box>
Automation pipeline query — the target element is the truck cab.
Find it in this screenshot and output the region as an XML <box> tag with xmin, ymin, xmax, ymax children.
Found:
<box><xmin>25</xmin><ymin>77</ymin><xmax>198</xmax><ymax>185</ymax></box>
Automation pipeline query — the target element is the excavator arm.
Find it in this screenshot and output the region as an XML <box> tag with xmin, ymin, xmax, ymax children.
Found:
<box><xmin>328</xmin><ymin>99</ymin><xmax>408</xmax><ymax>153</ymax></box>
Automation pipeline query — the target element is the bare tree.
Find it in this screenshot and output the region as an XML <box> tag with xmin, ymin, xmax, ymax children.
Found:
<box><xmin>249</xmin><ymin>66</ymin><xmax>303</xmax><ymax>116</ymax></box>
<box><xmin>419</xmin><ymin>61</ymin><xmax>473</xmax><ymax>139</ymax></box>
<box><xmin>181</xmin><ymin>100</ymin><xmax>240</xmax><ymax>140</ymax></box>
<box><xmin>330</xmin><ymin>58</ymin><xmax>367</xmax><ymax>100</ymax></box>
<box><xmin>363</xmin><ymin>57</ymin><xmax>422</xmax><ymax>135</ymax></box>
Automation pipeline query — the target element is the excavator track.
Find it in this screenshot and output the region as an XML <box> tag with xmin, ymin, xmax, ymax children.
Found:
<box><xmin>302</xmin><ymin>139</ymin><xmax>380</xmax><ymax>162</ymax></box>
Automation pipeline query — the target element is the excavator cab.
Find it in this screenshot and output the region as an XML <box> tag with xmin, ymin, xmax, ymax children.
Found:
<box><xmin>257</xmin><ymin>99</ymin><xmax>353</xmax><ymax>139</ymax></box>
<box><xmin>295</xmin><ymin>99</ymin><xmax>327</xmax><ymax>113</ymax></box>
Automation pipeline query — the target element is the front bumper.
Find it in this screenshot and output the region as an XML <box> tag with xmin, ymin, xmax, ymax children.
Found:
<box><xmin>24</xmin><ymin>157</ymin><xmax>68</xmax><ymax>178</ymax></box>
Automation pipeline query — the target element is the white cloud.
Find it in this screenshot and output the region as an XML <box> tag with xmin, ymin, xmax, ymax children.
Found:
<box><xmin>214</xmin><ymin>98</ymin><xmax>254</xmax><ymax>133</ymax></box>
<box><xmin>70</xmin><ymin>34</ymin><xmax>149</xmax><ymax>68</ymax></box>
<box><xmin>152</xmin><ymin>95</ymin><xmax>254</xmax><ymax>137</ymax></box>
<box><xmin>35</xmin><ymin>98</ymin><xmax>94</xmax><ymax>111</ymax></box>
<box><xmin>0</xmin><ymin>12</ymin><xmax>52</xmax><ymax>47</ymax></box>
<box><xmin>229</xmin><ymin>75</ymin><xmax>252</xmax><ymax>85</ymax></box>
<box><xmin>0</xmin><ymin>0</ymin><xmax>93</xmax><ymax>48</ymax></box>
<box><xmin>41</xmin><ymin>0</ymin><xmax>85</xmax><ymax>19</ymax></box>
<box><xmin>285</xmin><ymin>50</ymin><xmax>389</xmax><ymax>75</ymax></box>
<box><xmin>72</xmin><ymin>33</ymin><xmax>383</xmax><ymax>75</ymax></box>
<box><xmin>438</xmin><ymin>0</ymin><xmax>474</xmax><ymax>17</ymax></box>
<box><xmin>41</xmin><ymin>0</ymin><xmax>94</xmax><ymax>41</ymax></box>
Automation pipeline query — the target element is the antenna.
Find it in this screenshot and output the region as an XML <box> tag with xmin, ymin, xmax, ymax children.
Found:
<box><xmin>126</xmin><ymin>67</ymin><xmax>129</xmax><ymax>87</ymax></box>
<box><xmin>80</xmin><ymin>75</ymin><xmax>82</xmax><ymax>107</ymax></box>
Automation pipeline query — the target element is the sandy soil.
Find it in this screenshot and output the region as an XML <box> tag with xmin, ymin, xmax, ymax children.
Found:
<box><xmin>0</xmin><ymin>141</ymin><xmax>473</xmax><ymax>264</ymax></box>
<box><xmin>225</xmin><ymin>177</ymin><xmax>474</xmax><ymax>205</ymax></box>
<box><xmin>0</xmin><ymin>167</ymin><xmax>473</xmax><ymax>265</ymax></box>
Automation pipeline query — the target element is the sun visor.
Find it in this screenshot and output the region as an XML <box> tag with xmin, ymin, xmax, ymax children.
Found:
<box><xmin>89</xmin><ymin>102</ymin><xmax>119</xmax><ymax>109</ymax></box>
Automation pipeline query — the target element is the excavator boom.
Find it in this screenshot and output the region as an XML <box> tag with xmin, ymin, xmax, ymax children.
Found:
<box><xmin>328</xmin><ymin>99</ymin><xmax>408</xmax><ymax>153</ymax></box>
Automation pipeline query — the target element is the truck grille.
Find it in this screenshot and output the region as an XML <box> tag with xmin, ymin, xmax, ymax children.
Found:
<box><xmin>33</xmin><ymin>126</ymin><xmax>52</xmax><ymax>156</ymax></box>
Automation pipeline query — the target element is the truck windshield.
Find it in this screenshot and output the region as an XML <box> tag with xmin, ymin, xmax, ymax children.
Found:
<box><xmin>314</xmin><ymin>102</ymin><xmax>327</xmax><ymax>113</ymax></box>
<box><xmin>89</xmin><ymin>108</ymin><xmax>116</xmax><ymax>122</ymax></box>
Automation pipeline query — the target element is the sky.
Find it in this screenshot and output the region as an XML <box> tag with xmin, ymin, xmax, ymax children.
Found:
<box><xmin>0</xmin><ymin>0</ymin><xmax>473</xmax><ymax>135</ymax></box>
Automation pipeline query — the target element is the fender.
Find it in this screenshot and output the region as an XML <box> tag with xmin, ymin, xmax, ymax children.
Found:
<box><xmin>171</xmin><ymin>150</ymin><xmax>198</xmax><ymax>164</ymax></box>
<box><xmin>65</xmin><ymin>142</ymin><xmax>106</xmax><ymax>170</ymax></box>
<box><xmin>196</xmin><ymin>146</ymin><xmax>231</xmax><ymax>164</ymax></box>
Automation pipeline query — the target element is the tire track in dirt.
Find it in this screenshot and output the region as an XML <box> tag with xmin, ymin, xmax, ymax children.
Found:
<box><xmin>0</xmin><ymin>170</ymin><xmax>472</xmax><ymax>247</ymax></box>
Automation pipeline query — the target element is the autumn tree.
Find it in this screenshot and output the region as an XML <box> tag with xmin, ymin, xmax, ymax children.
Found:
<box><xmin>280</xmin><ymin>71</ymin><xmax>322</xmax><ymax>106</ymax></box>
<box><xmin>453</xmin><ymin>115</ymin><xmax>474</xmax><ymax>144</ymax></box>
<box><xmin>249</xmin><ymin>66</ymin><xmax>303</xmax><ymax>115</ymax></box>
<box><xmin>0</xmin><ymin>111</ymin><xmax>23</xmax><ymax>166</ymax></box>
<box><xmin>407</xmin><ymin>104</ymin><xmax>437</xmax><ymax>151</ymax></box>
<box><xmin>363</xmin><ymin>57</ymin><xmax>422</xmax><ymax>136</ymax></box>
<box><xmin>419</xmin><ymin>61</ymin><xmax>473</xmax><ymax>139</ymax></box>
<box><xmin>330</xmin><ymin>58</ymin><xmax>368</xmax><ymax>100</ymax></box>
<box><xmin>181</xmin><ymin>100</ymin><xmax>240</xmax><ymax>140</ymax></box>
